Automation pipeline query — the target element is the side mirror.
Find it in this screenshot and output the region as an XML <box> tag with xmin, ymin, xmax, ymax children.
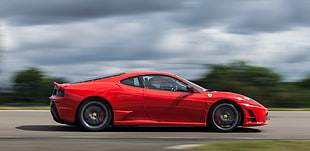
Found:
<box><xmin>186</xmin><ymin>85</ymin><xmax>194</xmax><ymax>93</ymax></box>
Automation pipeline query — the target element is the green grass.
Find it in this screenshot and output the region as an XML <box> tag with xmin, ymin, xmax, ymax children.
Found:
<box><xmin>195</xmin><ymin>140</ymin><xmax>310</xmax><ymax>151</ymax></box>
<box><xmin>0</xmin><ymin>106</ymin><xmax>49</xmax><ymax>110</ymax></box>
<box><xmin>268</xmin><ymin>108</ymin><xmax>310</xmax><ymax>111</ymax></box>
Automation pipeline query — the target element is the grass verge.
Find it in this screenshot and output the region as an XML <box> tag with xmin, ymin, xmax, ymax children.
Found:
<box><xmin>195</xmin><ymin>140</ymin><xmax>310</xmax><ymax>151</ymax></box>
<box><xmin>268</xmin><ymin>108</ymin><xmax>310</xmax><ymax>111</ymax></box>
<box><xmin>0</xmin><ymin>106</ymin><xmax>49</xmax><ymax>110</ymax></box>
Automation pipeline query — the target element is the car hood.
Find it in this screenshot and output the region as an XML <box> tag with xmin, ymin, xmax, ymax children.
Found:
<box><xmin>201</xmin><ymin>91</ymin><xmax>243</xmax><ymax>99</ymax></box>
<box><xmin>201</xmin><ymin>91</ymin><xmax>265</xmax><ymax>107</ymax></box>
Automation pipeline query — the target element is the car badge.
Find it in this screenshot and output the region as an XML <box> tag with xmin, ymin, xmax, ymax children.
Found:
<box><xmin>208</xmin><ymin>94</ymin><xmax>212</xmax><ymax>97</ymax></box>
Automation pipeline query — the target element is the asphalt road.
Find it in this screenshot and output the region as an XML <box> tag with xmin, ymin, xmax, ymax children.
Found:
<box><xmin>0</xmin><ymin>111</ymin><xmax>309</xmax><ymax>151</ymax></box>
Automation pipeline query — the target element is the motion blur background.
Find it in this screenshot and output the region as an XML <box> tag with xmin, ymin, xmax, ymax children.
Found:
<box><xmin>0</xmin><ymin>0</ymin><xmax>309</xmax><ymax>107</ymax></box>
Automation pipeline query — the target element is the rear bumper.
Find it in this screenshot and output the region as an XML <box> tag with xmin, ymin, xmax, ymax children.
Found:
<box><xmin>240</xmin><ymin>103</ymin><xmax>269</xmax><ymax>127</ymax></box>
<box><xmin>50</xmin><ymin>101</ymin><xmax>74</xmax><ymax>125</ymax></box>
<box><xmin>49</xmin><ymin>95</ymin><xmax>77</xmax><ymax>123</ymax></box>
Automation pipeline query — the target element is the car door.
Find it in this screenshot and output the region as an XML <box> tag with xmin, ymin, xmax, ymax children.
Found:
<box><xmin>142</xmin><ymin>75</ymin><xmax>207</xmax><ymax>123</ymax></box>
<box><xmin>116</xmin><ymin>76</ymin><xmax>148</xmax><ymax>120</ymax></box>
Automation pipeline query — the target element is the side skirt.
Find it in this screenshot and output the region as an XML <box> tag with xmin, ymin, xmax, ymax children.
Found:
<box><xmin>114</xmin><ymin>120</ymin><xmax>206</xmax><ymax>127</ymax></box>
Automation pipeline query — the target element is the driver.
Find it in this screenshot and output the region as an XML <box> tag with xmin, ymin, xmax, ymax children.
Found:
<box><xmin>149</xmin><ymin>77</ymin><xmax>166</xmax><ymax>89</ymax></box>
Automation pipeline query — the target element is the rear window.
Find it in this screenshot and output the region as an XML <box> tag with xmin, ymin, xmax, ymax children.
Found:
<box><xmin>120</xmin><ymin>77</ymin><xmax>143</xmax><ymax>88</ymax></box>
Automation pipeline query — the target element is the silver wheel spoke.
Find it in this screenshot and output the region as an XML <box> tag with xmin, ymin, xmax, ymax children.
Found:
<box><xmin>211</xmin><ymin>103</ymin><xmax>240</xmax><ymax>131</ymax></box>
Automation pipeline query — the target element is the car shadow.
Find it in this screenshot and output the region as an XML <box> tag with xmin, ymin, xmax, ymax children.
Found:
<box><xmin>16</xmin><ymin>125</ymin><xmax>261</xmax><ymax>133</ymax></box>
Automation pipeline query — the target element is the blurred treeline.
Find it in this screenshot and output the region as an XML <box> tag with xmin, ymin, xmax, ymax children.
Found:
<box><xmin>0</xmin><ymin>67</ymin><xmax>67</xmax><ymax>106</ymax></box>
<box><xmin>192</xmin><ymin>61</ymin><xmax>310</xmax><ymax>108</ymax></box>
<box><xmin>0</xmin><ymin>61</ymin><xmax>309</xmax><ymax>107</ymax></box>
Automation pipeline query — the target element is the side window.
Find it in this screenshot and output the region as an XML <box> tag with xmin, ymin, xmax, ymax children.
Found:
<box><xmin>120</xmin><ymin>77</ymin><xmax>142</xmax><ymax>87</ymax></box>
<box><xmin>143</xmin><ymin>75</ymin><xmax>188</xmax><ymax>92</ymax></box>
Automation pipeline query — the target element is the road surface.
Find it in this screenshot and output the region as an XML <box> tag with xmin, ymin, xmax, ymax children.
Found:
<box><xmin>0</xmin><ymin>111</ymin><xmax>309</xmax><ymax>151</ymax></box>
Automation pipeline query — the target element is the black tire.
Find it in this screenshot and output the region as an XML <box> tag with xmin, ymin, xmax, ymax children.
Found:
<box><xmin>209</xmin><ymin>102</ymin><xmax>241</xmax><ymax>132</ymax></box>
<box><xmin>77</xmin><ymin>99</ymin><xmax>111</xmax><ymax>131</ymax></box>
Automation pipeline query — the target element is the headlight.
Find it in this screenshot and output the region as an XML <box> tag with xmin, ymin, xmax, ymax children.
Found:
<box><xmin>243</xmin><ymin>96</ymin><xmax>261</xmax><ymax>104</ymax></box>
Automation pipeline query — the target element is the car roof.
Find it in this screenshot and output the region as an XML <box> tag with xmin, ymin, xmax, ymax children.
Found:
<box><xmin>69</xmin><ymin>71</ymin><xmax>177</xmax><ymax>84</ymax></box>
<box><xmin>123</xmin><ymin>71</ymin><xmax>175</xmax><ymax>77</ymax></box>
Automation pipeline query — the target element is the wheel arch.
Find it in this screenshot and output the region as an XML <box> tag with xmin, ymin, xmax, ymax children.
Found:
<box><xmin>207</xmin><ymin>99</ymin><xmax>244</xmax><ymax>126</ymax></box>
<box><xmin>75</xmin><ymin>96</ymin><xmax>114</xmax><ymax>126</ymax></box>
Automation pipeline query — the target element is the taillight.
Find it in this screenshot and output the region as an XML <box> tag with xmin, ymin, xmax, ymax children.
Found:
<box><xmin>52</xmin><ymin>87</ymin><xmax>65</xmax><ymax>97</ymax></box>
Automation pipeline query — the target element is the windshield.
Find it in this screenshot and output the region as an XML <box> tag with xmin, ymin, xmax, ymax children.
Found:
<box><xmin>176</xmin><ymin>75</ymin><xmax>209</xmax><ymax>92</ymax></box>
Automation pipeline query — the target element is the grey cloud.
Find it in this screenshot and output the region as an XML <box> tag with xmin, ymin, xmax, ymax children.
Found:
<box><xmin>2</xmin><ymin>0</ymin><xmax>310</xmax><ymax>83</ymax></box>
<box><xmin>287</xmin><ymin>0</ymin><xmax>310</xmax><ymax>24</ymax></box>
<box><xmin>3</xmin><ymin>0</ymin><xmax>310</xmax><ymax>33</ymax></box>
<box><xmin>20</xmin><ymin>47</ymin><xmax>170</xmax><ymax>66</ymax></box>
<box><xmin>1</xmin><ymin>0</ymin><xmax>184</xmax><ymax>25</ymax></box>
<box><xmin>172</xmin><ymin>1</ymin><xmax>238</xmax><ymax>27</ymax></box>
<box><xmin>285</xmin><ymin>48</ymin><xmax>310</xmax><ymax>63</ymax></box>
<box><xmin>173</xmin><ymin>0</ymin><xmax>310</xmax><ymax>34</ymax></box>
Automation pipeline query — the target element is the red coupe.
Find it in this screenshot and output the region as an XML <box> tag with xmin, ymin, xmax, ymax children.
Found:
<box><xmin>50</xmin><ymin>71</ymin><xmax>269</xmax><ymax>132</ymax></box>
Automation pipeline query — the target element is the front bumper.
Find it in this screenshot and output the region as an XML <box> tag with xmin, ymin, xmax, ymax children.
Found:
<box><xmin>240</xmin><ymin>103</ymin><xmax>269</xmax><ymax>127</ymax></box>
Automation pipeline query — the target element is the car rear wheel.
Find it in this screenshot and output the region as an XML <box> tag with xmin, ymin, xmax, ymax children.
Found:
<box><xmin>77</xmin><ymin>99</ymin><xmax>111</xmax><ymax>131</ymax></box>
<box><xmin>209</xmin><ymin>102</ymin><xmax>241</xmax><ymax>132</ymax></box>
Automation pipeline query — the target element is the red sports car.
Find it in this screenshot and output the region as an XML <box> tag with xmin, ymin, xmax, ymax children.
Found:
<box><xmin>50</xmin><ymin>71</ymin><xmax>269</xmax><ymax>132</ymax></box>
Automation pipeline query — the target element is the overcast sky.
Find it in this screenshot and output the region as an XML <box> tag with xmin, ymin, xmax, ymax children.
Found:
<box><xmin>1</xmin><ymin>0</ymin><xmax>310</xmax><ymax>84</ymax></box>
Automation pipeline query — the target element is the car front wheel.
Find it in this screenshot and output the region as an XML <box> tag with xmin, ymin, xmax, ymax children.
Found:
<box><xmin>209</xmin><ymin>102</ymin><xmax>241</xmax><ymax>132</ymax></box>
<box><xmin>77</xmin><ymin>99</ymin><xmax>111</xmax><ymax>131</ymax></box>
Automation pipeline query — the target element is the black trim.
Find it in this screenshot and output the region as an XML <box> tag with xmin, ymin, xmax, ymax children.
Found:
<box><xmin>70</xmin><ymin>73</ymin><xmax>125</xmax><ymax>84</ymax></box>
